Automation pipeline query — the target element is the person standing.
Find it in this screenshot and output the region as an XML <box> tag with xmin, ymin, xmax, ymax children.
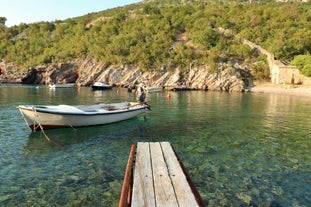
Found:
<box><xmin>136</xmin><ymin>83</ymin><xmax>146</xmax><ymax>103</ymax></box>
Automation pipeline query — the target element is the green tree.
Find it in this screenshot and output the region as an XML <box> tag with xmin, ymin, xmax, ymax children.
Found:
<box><xmin>0</xmin><ymin>17</ymin><xmax>6</xmax><ymax>26</ymax></box>
<box><xmin>291</xmin><ymin>55</ymin><xmax>311</xmax><ymax>77</ymax></box>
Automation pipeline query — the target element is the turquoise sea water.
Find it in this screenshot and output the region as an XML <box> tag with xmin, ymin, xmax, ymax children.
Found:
<box><xmin>0</xmin><ymin>84</ymin><xmax>311</xmax><ymax>206</ymax></box>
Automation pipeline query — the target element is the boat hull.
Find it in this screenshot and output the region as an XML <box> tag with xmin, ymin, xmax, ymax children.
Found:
<box><xmin>144</xmin><ymin>86</ymin><xmax>162</xmax><ymax>93</ymax></box>
<box><xmin>91</xmin><ymin>82</ymin><xmax>112</xmax><ymax>90</ymax></box>
<box><xmin>18</xmin><ymin>103</ymin><xmax>148</xmax><ymax>131</ymax></box>
<box><xmin>91</xmin><ymin>85</ymin><xmax>112</xmax><ymax>90</ymax></box>
<box><xmin>49</xmin><ymin>83</ymin><xmax>76</xmax><ymax>89</ymax></box>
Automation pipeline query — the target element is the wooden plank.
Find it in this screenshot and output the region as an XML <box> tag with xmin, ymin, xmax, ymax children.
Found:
<box><xmin>160</xmin><ymin>142</ymin><xmax>200</xmax><ymax>207</ymax></box>
<box><xmin>131</xmin><ymin>142</ymin><xmax>155</xmax><ymax>207</ymax></box>
<box><xmin>130</xmin><ymin>142</ymin><xmax>203</xmax><ymax>207</ymax></box>
<box><xmin>150</xmin><ymin>142</ymin><xmax>179</xmax><ymax>207</ymax></box>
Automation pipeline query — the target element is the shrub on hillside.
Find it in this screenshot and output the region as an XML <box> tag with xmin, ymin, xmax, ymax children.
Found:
<box><xmin>291</xmin><ymin>55</ymin><xmax>311</xmax><ymax>77</ymax></box>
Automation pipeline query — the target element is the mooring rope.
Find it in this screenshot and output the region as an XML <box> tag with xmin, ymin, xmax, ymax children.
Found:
<box><xmin>32</xmin><ymin>107</ymin><xmax>62</xmax><ymax>147</ymax></box>
<box><xmin>32</xmin><ymin>107</ymin><xmax>51</xmax><ymax>141</ymax></box>
<box><xmin>65</xmin><ymin>118</ymin><xmax>77</xmax><ymax>131</ymax></box>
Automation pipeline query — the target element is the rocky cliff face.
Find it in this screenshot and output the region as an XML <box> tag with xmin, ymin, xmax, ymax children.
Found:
<box><xmin>0</xmin><ymin>59</ymin><xmax>249</xmax><ymax>92</ymax></box>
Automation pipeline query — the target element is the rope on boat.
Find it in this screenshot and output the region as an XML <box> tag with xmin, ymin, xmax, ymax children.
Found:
<box><xmin>65</xmin><ymin>118</ymin><xmax>77</xmax><ymax>131</ymax></box>
<box><xmin>32</xmin><ymin>107</ymin><xmax>52</xmax><ymax>142</ymax></box>
<box><xmin>30</xmin><ymin>107</ymin><xmax>63</xmax><ymax>148</ymax></box>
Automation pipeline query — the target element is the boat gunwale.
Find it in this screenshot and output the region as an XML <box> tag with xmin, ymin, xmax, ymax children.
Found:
<box><xmin>17</xmin><ymin>104</ymin><xmax>148</xmax><ymax>116</ymax></box>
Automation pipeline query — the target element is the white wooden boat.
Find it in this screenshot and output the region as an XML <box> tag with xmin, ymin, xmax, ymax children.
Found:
<box><xmin>91</xmin><ymin>82</ymin><xmax>112</xmax><ymax>90</ymax></box>
<box><xmin>49</xmin><ymin>83</ymin><xmax>76</xmax><ymax>89</ymax></box>
<box><xmin>144</xmin><ymin>86</ymin><xmax>162</xmax><ymax>93</ymax></box>
<box><xmin>17</xmin><ymin>102</ymin><xmax>150</xmax><ymax>131</ymax></box>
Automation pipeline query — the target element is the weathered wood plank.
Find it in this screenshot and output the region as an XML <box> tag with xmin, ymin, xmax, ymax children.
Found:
<box><xmin>130</xmin><ymin>142</ymin><xmax>202</xmax><ymax>207</ymax></box>
<box><xmin>161</xmin><ymin>142</ymin><xmax>200</xmax><ymax>207</ymax></box>
<box><xmin>150</xmin><ymin>142</ymin><xmax>179</xmax><ymax>207</ymax></box>
<box><xmin>131</xmin><ymin>142</ymin><xmax>156</xmax><ymax>207</ymax></box>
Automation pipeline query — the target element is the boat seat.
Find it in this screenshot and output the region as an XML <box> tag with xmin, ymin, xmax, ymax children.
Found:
<box><xmin>101</xmin><ymin>105</ymin><xmax>118</xmax><ymax>111</ymax></box>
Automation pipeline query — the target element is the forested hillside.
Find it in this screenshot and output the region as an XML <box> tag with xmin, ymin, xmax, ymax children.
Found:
<box><xmin>0</xmin><ymin>0</ymin><xmax>310</xmax><ymax>78</ymax></box>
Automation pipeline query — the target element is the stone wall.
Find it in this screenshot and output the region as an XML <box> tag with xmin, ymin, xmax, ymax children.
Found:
<box><xmin>270</xmin><ymin>61</ymin><xmax>311</xmax><ymax>85</ymax></box>
<box><xmin>242</xmin><ymin>39</ymin><xmax>311</xmax><ymax>85</ymax></box>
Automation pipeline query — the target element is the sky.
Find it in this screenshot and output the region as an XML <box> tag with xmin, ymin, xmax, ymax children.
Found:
<box><xmin>0</xmin><ymin>0</ymin><xmax>142</xmax><ymax>27</ymax></box>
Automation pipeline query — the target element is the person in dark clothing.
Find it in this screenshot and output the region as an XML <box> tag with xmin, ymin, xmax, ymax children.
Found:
<box><xmin>136</xmin><ymin>83</ymin><xmax>146</xmax><ymax>103</ymax></box>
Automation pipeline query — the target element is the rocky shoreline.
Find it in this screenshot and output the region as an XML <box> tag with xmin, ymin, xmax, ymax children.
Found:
<box><xmin>2</xmin><ymin>59</ymin><xmax>310</xmax><ymax>96</ymax></box>
<box><xmin>0</xmin><ymin>59</ymin><xmax>249</xmax><ymax>92</ymax></box>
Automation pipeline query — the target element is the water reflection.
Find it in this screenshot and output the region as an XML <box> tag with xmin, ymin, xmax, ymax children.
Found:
<box><xmin>23</xmin><ymin>116</ymin><xmax>149</xmax><ymax>154</ymax></box>
<box><xmin>25</xmin><ymin>128</ymin><xmax>93</xmax><ymax>154</ymax></box>
<box><xmin>258</xmin><ymin>93</ymin><xmax>311</xmax><ymax>136</ymax></box>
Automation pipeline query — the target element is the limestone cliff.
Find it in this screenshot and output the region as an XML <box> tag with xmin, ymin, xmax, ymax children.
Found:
<box><xmin>0</xmin><ymin>59</ymin><xmax>249</xmax><ymax>92</ymax></box>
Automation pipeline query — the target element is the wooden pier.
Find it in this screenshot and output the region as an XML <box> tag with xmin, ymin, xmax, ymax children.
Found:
<box><xmin>119</xmin><ymin>142</ymin><xmax>204</xmax><ymax>207</ymax></box>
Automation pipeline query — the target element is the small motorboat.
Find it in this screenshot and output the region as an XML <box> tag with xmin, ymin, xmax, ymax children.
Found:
<box><xmin>49</xmin><ymin>83</ymin><xmax>76</xmax><ymax>89</ymax></box>
<box><xmin>17</xmin><ymin>102</ymin><xmax>150</xmax><ymax>131</ymax></box>
<box><xmin>144</xmin><ymin>86</ymin><xmax>162</xmax><ymax>93</ymax></box>
<box><xmin>91</xmin><ymin>82</ymin><xmax>112</xmax><ymax>90</ymax></box>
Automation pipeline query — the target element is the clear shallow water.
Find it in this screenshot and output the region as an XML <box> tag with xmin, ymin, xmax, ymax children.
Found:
<box><xmin>1</xmin><ymin>85</ymin><xmax>311</xmax><ymax>206</ymax></box>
